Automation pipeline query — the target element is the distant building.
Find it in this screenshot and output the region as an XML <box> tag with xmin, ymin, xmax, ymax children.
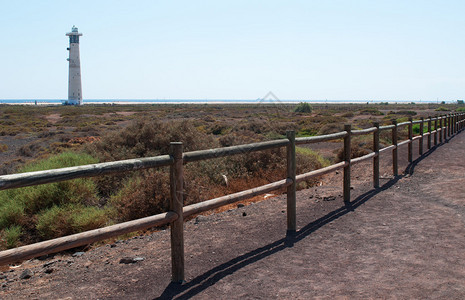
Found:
<box><xmin>64</xmin><ymin>26</ymin><xmax>83</xmax><ymax>105</ymax></box>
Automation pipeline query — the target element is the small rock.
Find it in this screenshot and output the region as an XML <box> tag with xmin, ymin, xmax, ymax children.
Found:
<box><xmin>72</xmin><ymin>252</ymin><xmax>85</xmax><ymax>257</ymax></box>
<box><xmin>350</xmin><ymin>186</ymin><xmax>354</xmax><ymax>190</ymax></box>
<box><xmin>37</xmin><ymin>254</ymin><xmax>53</xmax><ymax>261</ymax></box>
<box><xmin>44</xmin><ymin>268</ymin><xmax>53</xmax><ymax>274</ymax></box>
<box><xmin>194</xmin><ymin>215</ymin><xmax>208</xmax><ymax>225</ymax></box>
<box><xmin>281</xmin><ymin>210</ymin><xmax>285</xmax><ymax>213</ymax></box>
<box><xmin>20</xmin><ymin>269</ymin><xmax>33</xmax><ymax>280</ymax></box>
<box><xmin>323</xmin><ymin>196</ymin><xmax>336</xmax><ymax>201</ymax></box>
<box><xmin>237</xmin><ymin>203</ymin><xmax>245</xmax><ymax>208</ymax></box>
<box><xmin>242</xmin><ymin>212</ymin><xmax>247</xmax><ymax>217</ymax></box>
<box><xmin>335</xmin><ymin>171</ymin><xmax>339</xmax><ymax>175</ymax></box>
<box><xmin>1</xmin><ymin>283</ymin><xmax>7</xmax><ymax>288</ymax></box>
<box><xmin>0</xmin><ymin>274</ymin><xmax>6</xmax><ymax>280</ymax></box>
<box><xmin>43</xmin><ymin>260</ymin><xmax>57</xmax><ymax>268</ymax></box>
<box><xmin>110</xmin><ymin>244</ymin><xmax>117</xmax><ymax>248</ymax></box>
<box><xmin>119</xmin><ymin>257</ymin><xmax>145</xmax><ymax>264</ymax></box>
<box><xmin>309</xmin><ymin>195</ymin><xmax>313</xmax><ymax>199</ymax></box>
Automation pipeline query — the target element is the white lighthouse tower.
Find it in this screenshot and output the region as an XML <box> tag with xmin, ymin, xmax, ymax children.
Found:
<box><xmin>65</xmin><ymin>26</ymin><xmax>83</xmax><ymax>105</ymax></box>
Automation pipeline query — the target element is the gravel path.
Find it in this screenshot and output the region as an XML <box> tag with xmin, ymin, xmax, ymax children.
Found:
<box><xmin>1</xmin><ymin>131</ymin><xmax>464</xmax><ymax>299</ymax></box>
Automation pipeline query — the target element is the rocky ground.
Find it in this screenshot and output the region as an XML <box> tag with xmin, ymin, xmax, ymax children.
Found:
<box><xmin>1</xmin><ymin>130</ymin><xmax>464</xmax><ymax>299</ymax></box>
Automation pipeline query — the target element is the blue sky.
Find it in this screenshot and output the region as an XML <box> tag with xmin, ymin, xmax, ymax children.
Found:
<box><xmin>1</xmin><ymin>0</ymin><xmax>464</xmax><ymax>101</ymax></box>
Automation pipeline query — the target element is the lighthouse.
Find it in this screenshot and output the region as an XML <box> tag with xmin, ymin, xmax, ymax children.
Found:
<box><xmin>65</xmin><ymin>26</ymin><xmax>83</xmax><ymax>105</ymax></box>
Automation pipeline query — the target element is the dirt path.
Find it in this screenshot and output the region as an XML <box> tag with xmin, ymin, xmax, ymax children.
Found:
<box><xmin>1</xmin><ymin>132</ymin><xmax>464</xmax><ymax>299</ymax></box>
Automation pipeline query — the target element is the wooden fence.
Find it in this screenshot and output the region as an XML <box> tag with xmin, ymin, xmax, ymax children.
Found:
<box><xmin>0</xmin><ymin>113</ymin><xmax>464</xmax><ymax>282</ymax></box>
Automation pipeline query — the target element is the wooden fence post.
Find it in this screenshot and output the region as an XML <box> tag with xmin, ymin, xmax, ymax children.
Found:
<box><xmin>439</xmin><ymin>116</ymin><xmax>443</xmax><ymax>143</ymax></box>
<box><xmin>434</xmin><ymin>117</ymin><xmax>438</xmax><ymax>146</ymax></box>
<box><xmin>459</xmin><ymin>114</ymin><xmax>463</xmax><ymax>131</ymax></box>
<box><xmin>459</xmin><ymin>114</ymin><xmax>462</xmax><ymax>131</ymax></box>
<box><xmin>392</xmin><ymin>120</ymin><xmax>398</xmax><ymax>177</ymax></box>
<box><xmin>447</xmin><ymin>114</ymin><xmax>450</xmax><ymax>139</ymax></box>
<box><xmin>450</xmin><ymin>114</ymin><xmax>453</xmax><ymax>135</ymax></box>
<box><xmin>408</xmin><ymin>117</ymin><xmax>413</xmax><ymax>163</ymax></box>
<box><xmin>343</xmin><ymin>124</ymin><xmax>351</xmax><ymax>205</ymax></box>
<box><xmin>419</xmin><ymin>117</ymin><xmax>424</xmax><ymax>155</ymax></box>
<box><xmin>373</xmin><ymin>122</ymin><xmax>380</xmax><ymax>188</ymax></box>
<box><xmin>445</xmin><ymin>115</ymin><xmax>448</xmax><ymax>140</ymax></box>
<box><xmin>427</xmin><ymin>116</ymin><xmax>432</xmax><ymax>150</ymax></box>
<box><xmin>459</xmin><ymin>113</ymin><xmax>463</xmax><ymax>131</ymax></box>
<box><xmin>460</xmin><ymin>113</ymin><xmax>465</xmax><ymax>130</ymax></box>
<box><xmin>169</xmin><ymin>142</ymin><xmax>184</xmax><ymax>283</ymax></box>
<box><xmin>286</xmin><ymin>130</ymin><xmax>296</xmax><ymax>233</ymax></box>
<box><xmin>450</xmin><ymin>114</ymin><xmax>453</xmax><ymax>136</ymax></box>
<box><xmin>444</xmin><ymin>115</ymin><xmax>447</xmax><ymax>138</ymax></box>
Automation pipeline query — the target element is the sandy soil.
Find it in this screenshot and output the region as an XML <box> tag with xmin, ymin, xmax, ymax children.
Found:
<box><xmin>0</xmin><ymin>130</ymin><xmax>464</xmax><ymax>299</ymax></box>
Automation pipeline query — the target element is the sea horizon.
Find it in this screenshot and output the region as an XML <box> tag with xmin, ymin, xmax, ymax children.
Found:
<box><xmin>0</xmin><ymin>99</ymin><xmax>448</xmax><ymax>105</ymax></box>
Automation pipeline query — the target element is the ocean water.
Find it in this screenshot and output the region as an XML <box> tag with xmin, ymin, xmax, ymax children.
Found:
<box><xmin>0</xmin><ymin>99</ymin><xmax>440</xmax><ymax>105</ymax></box>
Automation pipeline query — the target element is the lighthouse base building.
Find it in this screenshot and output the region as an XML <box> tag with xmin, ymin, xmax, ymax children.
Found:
<box><xmin>65</xmin><ymin>26</ymin><xmax>83</xmax><ymax>105</ymax></box>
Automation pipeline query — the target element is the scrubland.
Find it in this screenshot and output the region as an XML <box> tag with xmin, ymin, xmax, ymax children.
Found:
<box><xmin>0</xmin><ymin>102</ymin><xmax>459</xmax><ymax>249</ymax></box>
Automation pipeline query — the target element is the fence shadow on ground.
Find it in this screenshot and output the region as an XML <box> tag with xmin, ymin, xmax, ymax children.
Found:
<box><xmin>155</xmin><ymin>139</ymin><xmax>445</xmax><ymax>300</ymax></box>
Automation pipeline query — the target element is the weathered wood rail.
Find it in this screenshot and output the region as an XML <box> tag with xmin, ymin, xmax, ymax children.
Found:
<box><xmin>0</xmin><ymin>113</ymin><xmax>464</xmax><ymax>282</ymax></box>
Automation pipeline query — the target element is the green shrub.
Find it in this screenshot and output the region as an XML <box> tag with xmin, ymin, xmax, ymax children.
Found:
<box><xmin>87</xmin><ymin>120</ymin><xmax>216</xmax><ymax>161</ymax></box>
<box><xmin>341</xmin><ymin>111</ymin><xmax>355</xmax><ymax>118</ymax></box>
<box><xmin>318</xmin><ymin>123</ymin><xmax>343</xmax><ymax>135</ymax></box>
<box><xmin>294</xmin><ymin>102</ymin><xmax>312</xmax><ymax>113</ymax></box>
<box><xmin>0</xmin><ymin>199</ymin><xmax>25</xmax><ymax>229</ymax></box>
<box><xmin>456</xmin><ymin>107</ymin><xmax>465</xmax><ymax>112</ymax></box>
<box><xmin>0</xmin><ymin>151</ymin><xmax>101</xmax><ymax>246</ymax></box>
<box><xmin>359</xmin><ymin>108</ymin><xmax>383</xmax><ymax>116</ymax></box>
<box><xmin>296</xmin><ymin>147</ymin><xmax>331</xmax><ymax>168</ymax></box>
<box><xmin>108</xmin><ymin>171</ymin><xmax>170</xmax><ymax>222</ymax></box>
<box><xmin>3</xmin><ymin>152</ymin><xmax>100</xmax><ymax>214</ymax></box>
<box><xmin>36</xmin><ymin>204</ymin><xmax>108</xmax><ymax>239</ymax></box>
<box><xmin>435</xmin><ymin>107</ymin><xmax>449</xmax><ymax>111</ymax></box>
<box><xmin>297</xmin><ymin>128</ymin><xmax>318</xmax><ymax>137</ymax></box>
<box><xmin>0</xmin><ymin>225</ymin><xmax>22</xmax><ymax>249</ymax></box>
<box><xmin>413</xmin><ymin>124</ymin><xmax>428</xmax><ymax>134</ymax></box>
<box><xmin>391</xmin><ymin>110</ymin><xmax>417</xmax><ymax>116</ymax></box>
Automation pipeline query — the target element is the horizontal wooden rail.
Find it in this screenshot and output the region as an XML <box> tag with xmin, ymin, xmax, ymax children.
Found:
<box><xmin>183</xmin><ymin>178</ymin><xmax>293</xmax><ymax>218</ymax></box>
<box><xmin>397</xmin><ymin>121</ymin><xmax>410</xmax><ymax>127</ymax></box>
<box><xmin>183</xmin><ymin>139</ymin><xmax>289</xmax><ymax>163</ymax></box>
<box><xmin>0</xmin><ymin>155</ymin><xmax>173</xmax><ymax>190</ymax></box>
<box><xmin>351</xmin><ymin>152</ymin><xmax>376</xmax><ymax>165</ymax></box>
<box><xmin>0</xmin><ymin>211</ymin><xmax>178</xmax><ymax>265</ymax></box>
<box><xmin>398</xmin><ymin>140</ymin><xmax>410</xmax><ymax>147</ymax></box>
<box><xmin>379</xmin><ymin>144</ymin><xmax>396</xmax><ymax>153</ymax></box>
<box><xmin>379</xmin><ymin>124</ymin><xmax>395</xmax><ymax>130</ymax></box>
<box><xmin>295</xmin><ymin>161</ymin><xmax>347</xmax><ymax>183</ymax></box>
<box><xmin>352</xmin><ymin>127</ymin><xmax>377</xmax><ymax>136</ymax></box>
<box><xmin>295</xmin><ymin>131</ymin><xmax>347</xmax><ymax>145</ymax></box>
<box><xmin>412</xmin><ymin>120</ymin><xmax>423</xmax><ymax>124</ymax></box>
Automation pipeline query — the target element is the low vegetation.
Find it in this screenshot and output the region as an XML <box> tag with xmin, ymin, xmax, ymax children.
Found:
<box><xmin>0</xmin><ymin>102</ymin><xmax>459</xmax><ymax>249</ymax></box>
